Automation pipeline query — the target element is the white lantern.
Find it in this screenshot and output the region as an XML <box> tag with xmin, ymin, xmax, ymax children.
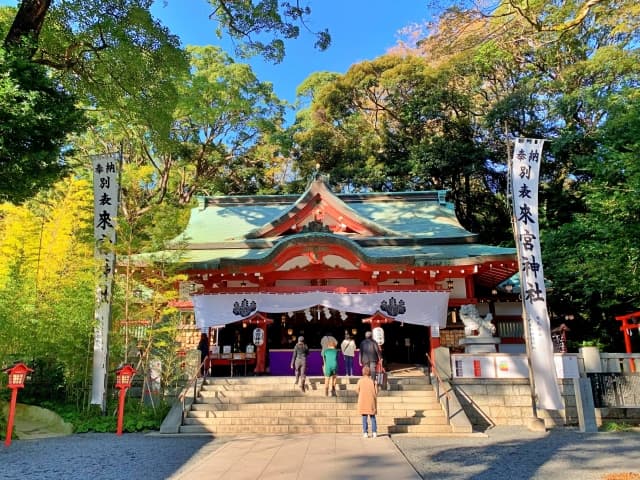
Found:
<box><xmin>372</xmin><ymin>327</ymin><xmax>385</xmax><ymax>345</ymax></box>
<box><xmin>253</xmin><ymin>327</ymin><xmax>264</xmax><ymax>346</ymax></box>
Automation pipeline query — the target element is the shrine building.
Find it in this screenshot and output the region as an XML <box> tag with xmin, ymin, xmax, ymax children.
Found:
<box><xmin>138</xmin><ymin>175</ymin><xmax>524</xmax><ymax>375</ymax></box>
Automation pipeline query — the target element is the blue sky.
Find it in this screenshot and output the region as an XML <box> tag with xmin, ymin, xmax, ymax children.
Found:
<box><xmin>150</xmin><ymin>1</ymin><xmax>430</xmax><ymax>104</ymax></box>
<box><xmin>1</xmin><ymin>1</ymin><xmax>431</xmax><ymax>103</ymax></box>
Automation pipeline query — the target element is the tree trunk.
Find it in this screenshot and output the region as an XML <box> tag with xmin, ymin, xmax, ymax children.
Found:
<box><xmin>4</xmin><ymin>0</ymin><xmax>52</xmax><ymax>53</ymax></box>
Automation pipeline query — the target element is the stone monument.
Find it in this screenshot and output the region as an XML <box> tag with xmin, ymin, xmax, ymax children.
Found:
<box><xmin>458</xmin><ymin>304</ymin><xmax>500</xmax><ymax>353</ymax></box>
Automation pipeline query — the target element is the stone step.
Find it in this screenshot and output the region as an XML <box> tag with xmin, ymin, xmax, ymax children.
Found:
<box><xmin>195</xmin><ymin>394</ymin><xmax>439</xmax><ymax>404</ymax></box>
<box><xmin>179</xmin><ymin>423</ymin><xmax>452</xmax><ymax>435</ymax></box>
<box><xmin>185</xmin><ymin>415</ymin><xmax>446</xmax><ymax>426</ymax></box>
<box><xmin>191</xmin><ymin>399</ymin><xmax>440</xmax><ymax>409</ymax></box>
<box><xmin>201</xmin><ymin>383</ymin><xmax>431</xmax><ymax>392</ymax></box>
<box><xmin>388</xmin><ymin>424</ymin><xmax>454</xmax><ymax>434</ymax></box>
<box><xmin>177</xmin><ymin>370</ymin><xmax>452</xmax><ymax>437</ymax></box>
<box><xmin>194</xmin><ymin>400</ymin><xmax>441</xmax><ymax>412</ymax></box>
<box><xmin>188</xmin><ymin>404</ymin><xmax>443</xmax><ymax>416</ymax></box>
<box><xmin>184</xmin><ymin>414</ymin><xmax>448</xmax><ymax>426</ymax></box>
<box><xmin>204</xmin><ymin>376</ymin><xmax>431</xmax><ymax>386</ymax></box>
<box><xmin>199</xmin><ymin>389</ymin><xmax>431</xmax><ymax>399</ymax></box>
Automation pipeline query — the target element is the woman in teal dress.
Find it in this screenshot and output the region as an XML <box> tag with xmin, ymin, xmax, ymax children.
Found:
<box><xmin>322</xmin><ymin>339</ymin><xmax>339</xmax><ymax>396</ymax></box>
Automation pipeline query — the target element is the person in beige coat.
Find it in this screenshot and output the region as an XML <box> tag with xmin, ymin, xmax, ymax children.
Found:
<box><xmin>356</xmin><ymin>365</ymin><xmax>378</xmax><ymax>438</ymax></box>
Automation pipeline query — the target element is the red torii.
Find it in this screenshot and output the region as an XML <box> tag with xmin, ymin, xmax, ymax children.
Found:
<box><xmin>615</xmin><ymin>311</ymin><xmax>640</xmax><ymax>372</ymax></box>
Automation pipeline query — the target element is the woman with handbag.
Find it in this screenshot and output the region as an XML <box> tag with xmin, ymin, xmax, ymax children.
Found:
<box><xmin>356</xmin><ymin>365</ymin><xmax>378</xmax><ymax>438</ymax></box>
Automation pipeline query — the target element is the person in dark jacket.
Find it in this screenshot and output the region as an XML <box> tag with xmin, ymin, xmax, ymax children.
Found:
<box><xmin>291</xmin><ymin>336</ymin><xmax>309</xmax><ymax>392</ymax></box>
<box><xmin>197</xmin><ymin>332</ymin><xmax>209</xmax><ymax>376</ymax></box>
<box><xmin>359</xmin><ymin>331</ymin><xmax>380</xmax><ymax>380</ymax></box>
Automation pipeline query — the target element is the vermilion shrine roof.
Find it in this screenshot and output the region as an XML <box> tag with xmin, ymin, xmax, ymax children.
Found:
<box><xmin>136</xmin><ymin>178</ymin><xmax>517</xmax><ymax>286</ymax></box>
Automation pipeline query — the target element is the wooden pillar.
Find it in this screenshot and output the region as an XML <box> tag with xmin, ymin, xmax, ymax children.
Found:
<box><xmin>622</xmin><ymin>320</ymin><xmax>633</xmax><ymax>354</ymax></box>
<box><xmin>429</xmin><ymin>331</ymin><xmax>441</xmax><ymax>361</ymax></box>
<box><xmin>621</xmin><ymin>320</ymin><xmax>636</xmax><ymax>373</ymax></box>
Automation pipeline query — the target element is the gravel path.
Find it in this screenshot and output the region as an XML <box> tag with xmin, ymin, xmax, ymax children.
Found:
<box><xmin>393</xmin><ymin>427</ymin><xmax>640</xmax><ymax>480</ymax></box>
<box><xmin>1</xmin><ymin>427</ymin><xmax>639</xmax><ymax>480</ymax></box>
<box><xmin>0</xmin><ymin>433</ymin><xmax>227</xmax><ymax>480</ymax></box>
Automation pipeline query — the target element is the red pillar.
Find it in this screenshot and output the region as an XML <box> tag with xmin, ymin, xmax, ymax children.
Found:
<box><xmin>116</xmin><ymin>388</ymin><xmax>127</xmax><ymax>436</ymax></box>
<box><xmin>623</xmin><ymin>324</ymin><xmax>633</xmax><ymax>354</ymax></box>
<box><xmin>622</xmin><ymin>322</ymin><xmax>636</xmax><ymax>373</ymax></box>
<box><xmin>4</xmin><ymin>388</ymin><xmax>18</xmax><ymax>447</ymax></box>
<box><xmin>618</xmin><ymin>315</ymin><xmax>636</xmax><ymax>373</ymax></box>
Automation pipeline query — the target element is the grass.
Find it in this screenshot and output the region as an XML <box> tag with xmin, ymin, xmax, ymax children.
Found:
<box><xmin>600</xmin><ymin>421</ymin><xmax>638</xmax><ymax>432</ymax></box>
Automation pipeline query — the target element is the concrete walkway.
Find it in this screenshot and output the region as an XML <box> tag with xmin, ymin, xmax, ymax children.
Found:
<box><xmin>170</xmin><ymin>433</ymin><xmax>421</xmax><ymax>480</ymax></box>
<box><xmin>2</xmin><ymin>427</ymin><xmax>639</xmax><ymax>479</ymax></box>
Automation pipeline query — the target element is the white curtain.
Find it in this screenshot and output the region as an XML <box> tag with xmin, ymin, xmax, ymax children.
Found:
<box><xmin>192</xmin><ymin>291</ymin><xmax>449</xmax><ymax>329</ymax></box>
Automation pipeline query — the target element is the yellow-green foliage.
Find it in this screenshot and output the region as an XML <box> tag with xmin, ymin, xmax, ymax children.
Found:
<box><xmin>0</xmin><ymin>176</ymin><xmax>95</xmax><ymax>370</ymax></box>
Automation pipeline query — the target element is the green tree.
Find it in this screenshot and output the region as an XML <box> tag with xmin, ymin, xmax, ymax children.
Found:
<box><xmin>4</xmin><ymin>1</ymin><xmax>330</xmax><ymax>63</ymax></box>
<box><xmin>1</xmin><ymin>0</ymin><xmax>328</xmax><ymax>204</ymax></box>
<box><xmin>0</xmin><ymin>46</ymin><xmax>85</xmax><ymax>203</ymax></box>
<box><xmin>170</xmin><ymin>45</ymin><xmax>286</xmax><ymax>200</ymax></box>
<box><xmin>543</xmin><ymin>94</ymin><xmax>640</xmax><ymax>348</ymax></box>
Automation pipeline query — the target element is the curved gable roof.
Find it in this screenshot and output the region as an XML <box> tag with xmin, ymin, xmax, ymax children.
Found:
<box><xmin>245</xmin><ymin>178</ymin><xmax>397</xmax><ymax>238</ymax></box>
<box><xmin>169</xmin><ymin>178</ymin><xmax>476</xmax><ymax>247</ymax></box>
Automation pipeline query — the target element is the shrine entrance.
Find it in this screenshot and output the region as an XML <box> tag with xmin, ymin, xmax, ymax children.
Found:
<box><xmin>194</xmin><ymin>291</ymin><xmax>448</xmax><ymax>376</ymax></box>
<box><xmin>211</xmin><ymin>311</ymin><xmax>430</xmax><ymax>374</ymax></box>
<box><xmin>140</xmin><ymin>176</ymin><xmax>520</xmax><ymax>375</ymax></box>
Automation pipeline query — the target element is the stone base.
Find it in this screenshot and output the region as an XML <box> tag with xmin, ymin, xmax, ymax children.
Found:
<box><xmin>459</xmin><ymin>337</ymin><xmax>501</xmax><ymax>353</ymax></box>
<box><xmin>527</xmin><ymin>416</ymin><xmax>547</xmax><ymax>432</ymax></box>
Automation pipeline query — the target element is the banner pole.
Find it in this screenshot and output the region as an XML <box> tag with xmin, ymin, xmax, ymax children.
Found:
<box><xmin>90</xmin><ymin>152</ymin><xmax>121</xmax><ymax>413</ymax></box>
<box><xmin>506</xmin><ymin>135</ymin><xmax>540</xmax><ymax>424</ymax></box>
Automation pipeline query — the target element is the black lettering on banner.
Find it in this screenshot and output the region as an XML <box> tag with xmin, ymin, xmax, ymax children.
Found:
<box><xmin>519</xmin><ymin>229</ymin><xmax>537</xmax><ymax>251</ymax></box>
<box><xmin>96</xmin><ymin>210</ymin><xmax>114</xmax><ymax>230</ymax></box>
<box><xmin>525</xmin><ymin>281</ymin><xmax>545</xmax><ymax>304</ymax></box>
<box><xmin>517</xmin><ymin>204</ymin><xmax>536</xmax><ymax>225</ymax></box>
<box><xmin>99</xmin><ymin>192</ymin><xmax>112</xmax><ymax>206</ymax></box>
<box><xmin>519</xmin><ymin>165</ymin><xmax>531</xmax><ymax>180</ymax></box>
<box><xmin>518</xmin><ymin>183</ymin><xmax>532</xmax><ymax>199</ymax></box>
<box><xmin>522</xmin><ymin>255</ymin><xmax>541</xmax><ymax>279</ymax></box>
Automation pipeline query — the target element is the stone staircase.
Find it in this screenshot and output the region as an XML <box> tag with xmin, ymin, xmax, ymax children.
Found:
<box><xmin>179</xmin><ymin>372</ymin><xmax>453</xmax><ymax>435</ymax></box>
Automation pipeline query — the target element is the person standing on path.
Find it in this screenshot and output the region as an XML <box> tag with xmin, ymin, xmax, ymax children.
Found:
<box><xmin>290</xmin><ymin>336</ymin><xmax>309</xmax><ymax>392</ymax></box>
<box><xmin>359</xmin><ymin>331</ymin><xmax>380</xmax><ymax>381</ymax></box>
<box><xmin>322</xmin><ymin>339</ymin><xmax>339</xmax><ymax>396</ymax></box>
<box><xmin>341</xmin><ymin>332</ymin><xmax>356</xmax><ymax>376</ymax></box>
<box><xmin>356</xmin><ymin>365</ymin><xmax>378</xmax><ymax>438</ymax></box>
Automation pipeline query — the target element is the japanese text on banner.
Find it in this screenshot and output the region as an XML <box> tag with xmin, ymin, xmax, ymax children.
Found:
<box><xmin>511</xmin><ymin>138</ymin><xmax>563</xmax><ymax>410</ymax></box>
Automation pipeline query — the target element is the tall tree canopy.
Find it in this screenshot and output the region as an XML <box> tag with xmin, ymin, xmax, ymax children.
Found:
<box><xmin>0</xmin><ymin>0</ymin><xmax>329</xmax><ymax>204</ymax></box>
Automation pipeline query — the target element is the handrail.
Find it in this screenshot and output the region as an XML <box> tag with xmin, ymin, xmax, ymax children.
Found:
<box><xmin>177</xmin><ymin>358</ymin><xmax>207</xmax><ymax>424</ymax></box>
<box><xmin>425</xmin><ymin>352</ymin><xmax>454</xmax><ymax>423</ymax></box>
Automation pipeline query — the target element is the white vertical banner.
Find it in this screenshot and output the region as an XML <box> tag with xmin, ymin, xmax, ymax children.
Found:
<box><xmin>510</xmin><ymin>138</ymin><xmax>563</xmax><ymax>410</ymax></box>
<box><xmin>91</xmin><ymin>153</ymin><xmax>120</xmax><ymax>409</ymax></box>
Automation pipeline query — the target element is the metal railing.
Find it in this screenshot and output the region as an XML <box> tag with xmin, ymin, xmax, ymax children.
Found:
<box><xmin>425</xmin><ymin>353</ymin><xmax>454</xmax><ymax>423</ymax></box>
<box><xmin>588</xmin><ymin>372</ymin><xmax>640</xmax><ymax>408</ymax></box>
<box><xmin>178</xmin><ymin>359</ymin><xmax>206</xmax><ymax>424</ymax></box>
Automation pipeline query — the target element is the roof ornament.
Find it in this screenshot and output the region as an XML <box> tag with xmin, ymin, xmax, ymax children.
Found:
<box><xmin>300</xmin><ymin>220</ymin><xmax>331</xmax><ymax>234</ymax></box>
<box><xmin>311</xmin><ymin>162</ymin><xmax>330</xmax><ymax>184</ymax></box>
